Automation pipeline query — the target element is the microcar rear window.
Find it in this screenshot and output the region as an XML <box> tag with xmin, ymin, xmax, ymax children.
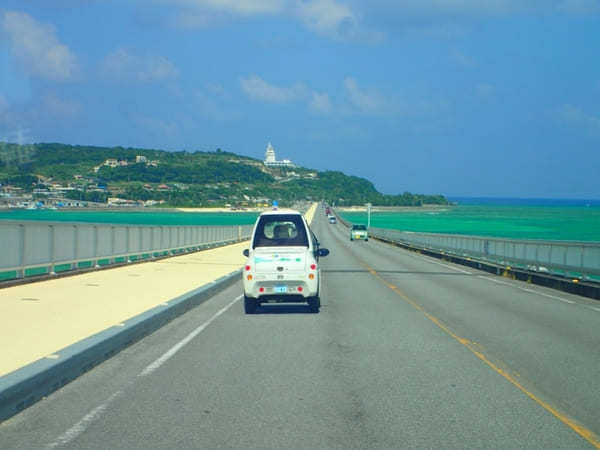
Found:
<box><xmin>252</xmin><ymin>214</ymin><xmax>309</xmax><ymax>248</ymax></box>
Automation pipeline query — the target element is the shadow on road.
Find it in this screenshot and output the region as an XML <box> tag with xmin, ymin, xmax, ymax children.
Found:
<box><xmin>322</xmin><ymin>268</ymin><xmax>475</xmax><ymax>276</ymax></box>
<box><xmin>254</xmin><ymin>304</ymin><xmax>318</xmax><ymax>314</ymax></box>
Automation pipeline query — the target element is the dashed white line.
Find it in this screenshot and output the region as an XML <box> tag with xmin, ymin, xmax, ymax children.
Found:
<box><xmin>139</xmin><ymin>295</ymin><xmax>241</xmax><ymax>377</ymax></box>
<box><xmin>478</xmin><ymin>276</ymin><xmax>577</xmax><ymax>304</ymax></box>
<box><xmin>408</xmin><ymin>253</ymin><xmax>473</xmax><ymax>274</ymax></box>
<box><xmin>477</xmin><ymin>276</ymin><xmax>516</xmax><ymax>287</ymax></box>
<box><xmin>383</xmin><ymin>243</ymin><xmax>584</xmax><ymax>307</ymax></box>
<box><xmin>420</xmin><ymin>256</ymin><xmax>582</xmax><ymax>307</ymax></box>
<box><xmin>518</xmin><ymin>288</ymin><xmax>576</xmax><ymax>304</ymax></box>
<box><xmin>581</xmin><ymin>304</ymin><xmax>600</xmax><ymax>313</ymax></box>
<box><xmin>360</xmin><ymin>228</ymin><xmax>593</xmax><ymax>311</ymax></box>
<box><xmin>45</xmin><ymin>294</ymin><xmax>242</xmax><ymax>448</ymax></box>
<box><xmin>44</xmin><ymin>391</ymin><xmax>123</xmax><ymax>449</ymax></box>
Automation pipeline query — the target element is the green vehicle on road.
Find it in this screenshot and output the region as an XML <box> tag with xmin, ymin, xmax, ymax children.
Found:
<box><xmin>350</xmin><ymin>224</ymin><xmax>368</xmax><ymax>241</ymax></box>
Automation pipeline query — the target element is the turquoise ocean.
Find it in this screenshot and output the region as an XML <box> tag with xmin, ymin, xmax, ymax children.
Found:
<box><xmin>1</xmin><ymin>198</ymin><xmax>599</xmax><ymax>242</ymax></box>
<box><xmin>341</xmin><ymin>198</ymin><xmax>600</xmax><ymax>242</ymax></box>
<box><xmin>0</xmin><ymin>210</ymin><xmax>259</xmax><ymax>226</ymax></box>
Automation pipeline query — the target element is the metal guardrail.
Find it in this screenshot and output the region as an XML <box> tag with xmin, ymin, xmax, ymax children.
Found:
<box><xmin>368</xmin><ymin>227</ymin><xmax>600</xmax><ymax>279</ymax></box>
<box><xmin>0</xmin><ymin>221</ymin><xmax>254</xmax><ymax>280</ymax></box>
<box><xmin>331</xmin><ymin>208</ymin><xmax>600</xmax><ymax>279</ymax></box>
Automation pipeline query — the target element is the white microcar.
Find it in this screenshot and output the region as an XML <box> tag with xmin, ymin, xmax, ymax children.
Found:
<box><xmin>242</xmin><ymin>209</ymin><xmax>329</xmax><ymax>314</ymax></box>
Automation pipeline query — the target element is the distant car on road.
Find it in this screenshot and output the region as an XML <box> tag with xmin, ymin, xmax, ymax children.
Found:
<box><xmin>328</xmin><ymin>215</ymin><xmax>337</xmax><ymax>224</ymax></box>
<box><xmin>242</xmin><ymin>209</ymin><xmax>329</xmax><ymax>314</ymax></box>
<box><xmin>350</xmin><ymin>224</ymin><xmax>368</xmax><ymax>241</ymax></box>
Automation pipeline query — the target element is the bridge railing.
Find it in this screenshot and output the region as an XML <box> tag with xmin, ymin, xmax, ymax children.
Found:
<box><xmin>0</xmin><ymin>221</ymin><xmax>254</xmax><ymax>281</ymax></box>
<box><xmin>368</xmin><ymin>227</ymin><xmax>600</xmax><ymax>279</ymax></box>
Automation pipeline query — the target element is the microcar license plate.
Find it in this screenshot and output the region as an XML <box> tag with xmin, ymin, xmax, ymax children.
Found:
<box><xmin>274</xmin><ymin>286</ymin><xmax>287</xmax><ymax>293</ymax></box>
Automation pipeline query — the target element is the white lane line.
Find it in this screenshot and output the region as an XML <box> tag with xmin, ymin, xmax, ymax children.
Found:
<box><xmin>139</xmin><ymin>295</ymin><xmax>242</xmax><ymax>377</ymax></box>
<box><xmin>478</xmin><ymin>276</ymin><xmax>515</xmax><ymax>287</ymax></box>
<box><xmin>44</xmin><ymin>391</ymin><xmax>123</xmax><ymax>449</ymax></box>
<box><xmin>479</xmin><ymin>276</ymin><xmax>577</xmax><ymax>304</ymax></box>
<box><xmin>412</xmin><ymin>254</ymin><xmax>473</xmax><ymax>274</ymax></box>
<box><xmin>518</xmin><ymin>288</ymin><xmax>576</xmax><ymax>304</ymax></box>
<box><xmin>373</xmin><ymin>235</ymin><xmax>592</xmax><ymax>311</ymax></box>
<box><xmin>582</xmin><ymin>305</ymin><xmax>600</xmax><ymax>313</ymax></box>
<box><xmin>45</xmin><ymin>295</ymin><xmax>242</xmax><ymax>448</ymax></box>
<box><xmin>481</xmin><ymin>276</ymin><xmax>576</xmax><ymax>304</ymax></box>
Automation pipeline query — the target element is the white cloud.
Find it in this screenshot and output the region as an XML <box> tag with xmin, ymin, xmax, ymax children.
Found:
<box><xmin>239</xmin><ymin>75</ymin><xmax>308</xmax><ymax>104</ymax></box>
<box><xmin>157</xmin><ymin>0</ymin><xmax>600</xmax><ymax>41</ymax></box>
<box><xmin>240</xmin><ymin>75</ymin><xmax>336</xmax><ymax>115</ymax></box>
<box><xmin>308</xmin><ymin>91</ymin><xmax>333</xmax><ymax>114</ymax></box>
<box><xmin>167</xmin><ymin>0</ymin><xmax>285</xmax><ymax>16</ymax></box>
<box><xmin>295</xmin><ymin>0</ymin><xmax>355</xmax><ymax>36</ymax></box>
<box><xmin>166</xmin><ymin>0</ymin><xmax>285</xmax><ymax>28</ymax></box>
<box><xmin>343</xmin><ymin>77</ymin><xmax>389</xmax><ymax>114</ymax></box>
<box><xmin>239</xmin><ymin>74</ymin><xmax>450</xmax><ymax>120</ymax></box>
<box><xmin>1</xmin><ymin>11</ymin><xmax>78</xmax><ymax>81</ymax></box>
<box><xmin>162</xmin><ymin>0</ymin><xmax>381</xmax><ymax>40</ymax></box>
<box><xmin>558</xmin><ymin>104</ymin><xmax>600</xmax><ymax>133</ymax></box>
<box><xmin>101</xmin><ymin>48</ymin><xmax>179</xmax><ymax>82</ymax></box>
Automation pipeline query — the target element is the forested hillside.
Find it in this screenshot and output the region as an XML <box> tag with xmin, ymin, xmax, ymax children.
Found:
<box><xmin>0</xmin><ymin>142</ymin><xmax>448</xmax><ymax>207</ymax></box>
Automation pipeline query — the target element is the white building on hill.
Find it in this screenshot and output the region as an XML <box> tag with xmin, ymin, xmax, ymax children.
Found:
<box><xmin>264</xmin><ymin>142</ymin><xmax>294</xmax><ymax>168</ymax></box>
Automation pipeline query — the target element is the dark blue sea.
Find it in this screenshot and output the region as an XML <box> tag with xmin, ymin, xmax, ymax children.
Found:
<box><xmin>448</xmin><ymin>197</ymin><xmax>600</xmax><ymax>207</ymax></box>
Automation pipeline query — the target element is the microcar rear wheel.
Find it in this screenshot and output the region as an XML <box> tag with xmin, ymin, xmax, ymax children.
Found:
<box><xmin>307</xmin><ymin>296</ymin><xmax>320</xmax><ymax>313</ymax></box>
<box><xmin>244</xmin><ymin>295</ymin><xmax>258</xmax><ymax>314</ymax></box>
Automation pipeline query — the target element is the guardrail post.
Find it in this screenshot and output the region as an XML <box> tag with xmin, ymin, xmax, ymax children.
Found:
<box><xmin>126</xmin><ymin>227</ymin><xmax>131</xmax><ymax>262</ymax></box>
<box><xmin>163</xmin><ymin>226</ymin><xmax>167</xmax><ymax>255</ymax></box>
<box><xmin>49</xmin><ymin>225</ymin><xmax>56</xmax><ymax>275</ymax></box>
<box><xmin>93</xmin><ymin>225</ymin><xmax>100</xmax><ymax>268</ymax></box>
<box><xmin>139</xmin><ymin>226</ymin><xmax>143</xmax><ymax>259</ymax></box>
<box><xmin>18</xmin><ymin>224</ymin><xmax>25</xmax><ymax>279</ymax></box>
<box><xmin>73</xmin><ymin>225</ymin><xmax>78</xmax><ymax>271</ymax></box>
<box><xmin>110</xmin><ymin>226</ymin><xmax>115</xmax><ymax>265</ymax></box>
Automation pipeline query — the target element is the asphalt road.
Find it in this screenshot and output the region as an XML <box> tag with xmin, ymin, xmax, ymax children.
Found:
<box><xmin>1</xmin><ymin>208</ymin><xmax>600</xmax><ymax>449</ymax></box>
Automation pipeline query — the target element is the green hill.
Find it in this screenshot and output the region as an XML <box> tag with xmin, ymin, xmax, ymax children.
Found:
<box><xmin>0</xmin><ymin>142</ymin><xmax>448</xmax><ymax>207</ymax></box>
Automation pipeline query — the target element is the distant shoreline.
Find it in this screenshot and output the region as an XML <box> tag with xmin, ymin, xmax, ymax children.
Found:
<box><xmin>338</xmin><ymin>205</ymin><xmax>452</xmax><ymax>213</ymax></box>
<box><xmin>6</xmin><ymin>207</ymin><xmax>266</xmax><ymax>214</ymax></box>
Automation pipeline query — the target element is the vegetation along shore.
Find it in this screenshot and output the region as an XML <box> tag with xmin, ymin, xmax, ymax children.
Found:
<box><xmin>0</xmin><ymin>142</ymin><xmax>448</xmax><ymax>209</ymax></box>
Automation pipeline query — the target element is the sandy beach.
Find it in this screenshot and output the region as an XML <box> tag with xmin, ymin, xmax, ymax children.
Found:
<box><xmin>176</xmin><ymin>207</ymin><xmax>267</xmax><ymax>213</ymax></box>
<box><xmin>338</xmin><ymin>205</ymin><xmax>453</xmax><ymax>213</ymax></box>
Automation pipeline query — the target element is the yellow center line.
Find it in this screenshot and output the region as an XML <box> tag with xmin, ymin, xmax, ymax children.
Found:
<box><xmin>360</xmin><ymin>259</ymin><xmax>600</xmax><ymax>449</ymax></box>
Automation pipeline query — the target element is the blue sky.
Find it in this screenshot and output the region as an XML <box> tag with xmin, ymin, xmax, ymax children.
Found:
<box><xmin>1</xmin><ymin>0</ymin><xmax>599</xmax><ymax>199</ymax></box>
